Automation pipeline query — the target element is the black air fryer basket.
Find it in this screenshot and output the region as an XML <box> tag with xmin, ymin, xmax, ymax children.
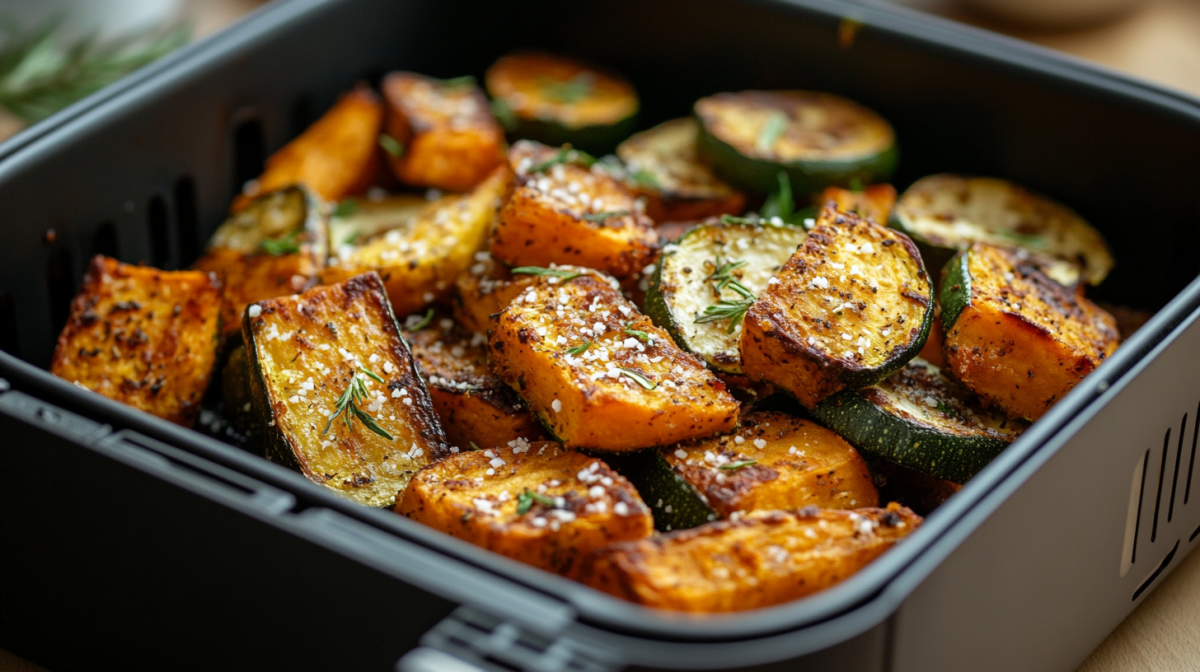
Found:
<box><xmin>1</xmin><ymin>1</ymin><xmax>1199</xmax><ymax>670</ymax></box>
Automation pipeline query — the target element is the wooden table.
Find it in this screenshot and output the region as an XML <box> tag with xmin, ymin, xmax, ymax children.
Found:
<box><xmin>2</xmin><ymin>1</ymin><xmax>1198</xmax><ymax>670</ymax></box>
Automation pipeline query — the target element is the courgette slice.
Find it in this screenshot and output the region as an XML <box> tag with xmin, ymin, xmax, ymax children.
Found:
<box><xmin>891</xmin><ymin>174</ymin><xmax>1113</xmax><ymax>286</ymax></box>
<box><xmin>694</xmin><ymin>90</ymin><xmax>897</xmax><ymax>197</ymax></box>
<box><xmin>243</xmin><ymin>272</ymin><xmax>449</xmax><ymax>507</ymax></box>
<box><xmin>811</xmin><ymin>358</ymin><xmax>1028</xmax><ymax>484</ymax></box>
<box><xmin>940</xmin><ymin>243</ymin><xmax>1119</xmax><ymax>421</ymax></box>
<box><xmin>193</xmin><ymin>186</ymin><xmax>327</xmax><ymax>343</ymax></box>
<box><xmin>326</xmin><ymin>193</ymin><xmax>427</xmax><ymax>251</ymax></box>
<box><xmin>643</xmin><ymin>219</ymin><xmax>807</xmax><ymax>374</ymax></box>
<box><xmin>741</xmin><ymin>205</ymin><xmax>934</xmax><ymax>408</ymax></box>
<box><xmin>485</xmin><ymin>51</ymin><xmax>638</xmax><ymax>155</ymax></box>
<box><xmin>615</xmin><ymin>117</ymin><xmax>746</xmax><ymax>222</ymax></box>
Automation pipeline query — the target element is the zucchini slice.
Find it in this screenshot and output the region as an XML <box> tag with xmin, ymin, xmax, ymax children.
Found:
<box><xmin>243</xmin><ymin>272</ymin><xmax>449</xmax><ymax>507</ymax></box>
<box><xmin>615</xmin><ymin>117</ymin><xmax>746</xmax><ymax>222</ymax></box>
<box><xmin>644</xmin><ymin>219</ymin><xmax>807</xmax><ymax>374</ymax></box>
<box><xmin>326</xmin><ymin>193</ymin><xmax>427</xmax><ymax>251</ymax></box>
<box><xmin>234</xmin><ymin>85</ymin><xmax>382</xmax><ymax>211</ymax></box>
<box><xmin>381</xmin><ymin>71</ymin><xmax>506</xmax><ymax>192</ymax></box>
<box><xmin>891</xmin><ymin>174</ymin><xmax>1113</xmax><ymax>286</ymax></box>
<box><xmin>321</xmin><ymin>166</ymin><xmax>507</xmax><ymax>316</ymax></box>
<box><xmin>812</xmin><ymin>358</ymin><xmax>1028</xmax><ymax>484</ymax></box>
<box><xmin>694</xmin><ymin>90</ymin><xmax>897</xmax><ymax>197</ymax></box>
<box><xmin>485</xmin><ymin>51</ymin><xmax>638</xmax><ymax>155</ymax></box>
<box><xmin>405</xmin><ymin>314</ymin><xmax>547</xmax><ymax>450</ymax></box>
<box><xmin>193</xmin><ymin>186</ymin><xmax>326</xmax><ymax>343</ymax></box>
<box><xmin>488</xmin><ymin>269</ymin><xmax>739</xmax><ymax>452</ymax></box>
<box><xmin>941</xmin><ymin>243</ymin><xmax>1119</xmax><ymax>421</ymax></box>
<box><xmin>50</xmin><ymin>255</ymin><xmax>222</xmax><ymax>428</ymax></box>
<box><xmin>621</xmin><ymin>411</ymin><xmax>878</xmax><ymax>531</ymax></box>
<box><xmin>741</xmin><ymin>205</ymin><xmax>934</xmax><ymax>408</ymax></box>
<box><xmin>398</xmin><ymin>442</ymin><xmax>653</xmax><ymax>575</ymax></box>
<box><xmin>491</xmin><ymin>140</ymin><xmax>657</xmax><ymax>279</ymax></box>
<box><xmin>576</xmin><ymin>504</ymin><xmax>921</xmax><ymax>612</ymax></box>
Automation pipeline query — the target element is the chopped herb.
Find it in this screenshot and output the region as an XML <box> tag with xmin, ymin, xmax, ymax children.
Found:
<box><xmin>491</xmin><ymin>98</ymin><xmax>518</xmax><ymax>131</ymax></box>
<box><xmin>511</xmin><ymin>266</ymin><xmax>585</xmax><ymax>281</ymax></box>
<box><xmin>761</xmin><ymin>172</ymin><xmax>794</xmax><ymax>221</ymax></box>
<box><xmin>341</xmin><ymin>231</ymin><xmax>361</xmax><ymax>247</ymax></box>
<box><xmin>527</xmin><ymin>146</ymin><xmax>596</xmax><ymax>173</ymax></box>
<box><xmin>469</xmin><ymin>442</ymin><xmax>481</xmax><ymax>451</ymax></box>
<box><xmin>360</xmin><ymin>367</ymin><xmax>386</xmax><ymax>384</ymax></box>
<box><xmin>756</xmin><ymin>112</ymin><xmax>788</xmax><ymax>153</ymax></box>
<box><xmin>623</xmin><ymin>325</ymin><xmax>653</xmax><ymax>344</ymax></box>
<box><xmin>379</xmin><ymin>133</ymin><xmax>404</xmax><ymax>157</ymax></box>
<box><xmin>516</xmin><ymin>488</ymin><xmax>555</xmax><ymax>515</ymax></box>
<box><xmin>630</xmin><ymin>168</ymin><xmax>660</xmax><ymax>189</ymax></box>
<box><xmin>720</xmin><ymin>214</ymin><xmax>759</xmax><ymax>226</ymax></box>
<box><xmin>260</xmin><ymin>230</ymin><xmax>301</xmax><ymax>256</ymax></box>
<box><xmin>719</xmin><ymin>460</ymin><xmax>757</xmax><ymax>470</ymax></box>
<box><xmin>438</xmin><ymin>75</ymin><xmax>476</xmax><ymax>89</ymax></box>
<box><xmin>332</xmin><ymin>198</ymin><xmax>359</xmax><ymax>218</ymax></box>
<box><xmin>323</xmin><ymin>369</ymin><xmax>395</xmax><ymax>440</ymax></box>
<box><xmin>540</xmin><ymin>71</ymin><xmax>595</xmax><ymax>104</ymax></box>
<box><xmin>582</xmin><ymin>210</ymin><xmax>629</xmax><ymax>222</ymax></box>
<box><xmin>617</xmin><ymin>367</ymin><xmax>657</xmax><ymax>390</ymax></box>
<box><xmin>695</xmin><ymin>299</ymin><xmax>754</xmax><ymax>334</ymax></box>
<box><xmin>408</xmin><ymin>309</ymin><xmax>435</xmax><ymax>332</ymax></box>
<box><xmin>935</xmin><ymin>401</ymin><xmax>959</xmax><ymax>419</ymax></box>
<box><xmin>566</xmin><ymin>341</ymin><xmax>593</xmax><ymax>356</ymax></box>
<box><xmin>707</xmin><ymin>256</ymin><xmax>755</xmax><ymax>299</ymax></box>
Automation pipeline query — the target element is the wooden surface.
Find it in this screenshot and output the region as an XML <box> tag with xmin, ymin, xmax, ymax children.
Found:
<box><xmin>2</xmin><ymin>1</ymin><xmax>1199</xmax><ymax>670</ymax></box>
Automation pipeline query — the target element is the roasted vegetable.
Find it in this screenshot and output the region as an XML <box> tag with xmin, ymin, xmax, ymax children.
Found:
<box><xmin>234</xmin><ymin>85</ymin><xmax>382</xmax><ymax>211</ymax></box>
<box><xmin>488</xmin><ymin>269</ymin><xmax>739</xmax><ymax>452</ymax></box>
<box><xmin>321</xmin><ymin>166</ymin><xmax>507</xmax><ymax>316</ymax></box>
<box><xmin>381</xmin><ymin>72</ymin><xmax>506</xmax><ymax>192</ymax></box>
<box><xmin>220</xmin><ymin>344</ymin><xmax>257</xmax><ymax>440</ymax></box>
<box><xmin>614</xmin><ymin>118</ymin><xmax>746</xmax><ymax>222</ymax></box>
<box><xmin>490</xmin><ymin>140</ymin><xmax>657</xmax><ymax>279</ymax></box>
<box><xmin>941</xmin><ymin>243</ymin><xmax>1119</xmax><ymax>421</ymax></box>
<box><xmin>576</xmin><ymin>504</ymin><xmax>921</xmax><ymax>612</ymax></box>
<box><xmin>891</xmin><ymin>174</ymin><xmax>1113</xmax><ymax>287</ymax></box>
<box><xmin>398</xmin><ymin>441</ymin><xmax>653</xmax><ymax>574</ymax></box>
<box><xmin>327</xmin><ymin>193</ymin><xmax>427</xmax><ymax>252</ymax></box>
<box><xmin>623</xmin><ymin>411</ymin><xmax>878</xmax><ymax>531</ymax></box>
<box><xmin>451</xmin><ymin>252</ymin><xmax>536</xmax><ymax>334</ymax></box>
<box><xmin>485</xmin><ymin>51</ymin><xmax>638</xmax><ymax>155</ymax></box>
<box><xmin>741</xmin><ymin>205</ymin><xmax>933</xmax><ymax>407</ymax></box>
<box><xmin>193</xmin><ymin>186</ymin><xmax>326</xmax><ymax>342</ymax></box>
<box><xmin>694</xmin><ymin>90</ymin><xmax>897</xmax><ymax>197</ymax></box>
<box><xmin>817</xmin><ymin>183</ymin><xmax>896</xmax><ymax>225</ymax></box>
<box><xmin>812</xmin><ymin>358</ymin><xmax>1028</xmax><ymax>483</ymax></box>
<box><xmin>644</xmin><ymin>219</ymin><xmax>807</xmax><ymax>374</ymax></box>
<box><xmin>51</xmin><ymin>255</ymin><xmax>221</xmax><ymax>427</ymax></box>
<box><xmin>243</xmin><ymin>272</ymin><xmax>449</xmax><ymax>507</ymax></box>
<box><xmin>862</xmin><ymin>453</ymin><xmax>963</xmax><ymax>517</ymax></box>
<box><xmin>405</xmin><ymin>316</ymin><xmax>547</xmax><ymax>450</ymax></box>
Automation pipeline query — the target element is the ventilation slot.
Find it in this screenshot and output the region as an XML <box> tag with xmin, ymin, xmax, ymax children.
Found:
<box><xmin>90</xmin><ymin>221</ymin><xmax>119</xmax><ymax>260</ymax></box>
<box><xmin>0</xmin><ymin>291</ymin><xmax>18</xmax><ymax>356</ymax></box>
<box><xmin>1169</xmin><ymin>414</ymin><xmax>1187</xmax><ymax>522</ymax></box>
<box><xmin>1120</xmin><ymin>450</ymin><xmax>1149</xmax><ymax>577</ymax></box>
<box><xmin>232</xmin><ymin>117</ymin><xmax>265</xmax><ymax>200</ymax></box>
<box><xmin>46</xmin><ymin>245</ymin><xmax>74</xmax><ymax>337</ymax></box>
<box><xmin>147</xmin><ymin>195</ymin><xmax>171</xmax><ymax>268</ymax></box>
<box><xmin>421</xmin><ymin>607</ymin><xmax>618</xmax><ymax>672</ymax></box>
<box><xmin>1133</xmin><ymin>541</ymin><xmax>1178</xmax><ymax>601</ymax></box>
<box><xmin>1187</xmin><ymin>398</ymin><xmax>1199</xmax><ymax>505</ymax></box>
<box><xmin>1151</xmin><ymin>428</ymin><xmax>1170</xmax><ymax>543</ymax></box>
<box><xmin>174</xmin><ymin>176</ymin><xmax>200</xmax><ymax>265</ymax></box>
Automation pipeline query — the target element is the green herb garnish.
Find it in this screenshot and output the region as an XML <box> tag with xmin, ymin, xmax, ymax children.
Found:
<box><xmin>630</xmin><ymin>168</ymin><xmax>660</xmax><ymax>189</ymax></box>
<box><xmin>540</xmin><ymin>71</ymin><xmax>595</xmax><ymax>104</ymax></box>
<box><xmin>332</xmin><ymin>198</ymin><xmax>359</xmax><ymax>218</ymax></box>
<box><xmin>719</xmin><ymin>460</ymin><xmax>757</xmax><ymax>470</ymax></box>
<box><xmin>617</xmin><ymin>367</ymin><xmax>657</xmax><ymax>390</ymax></box>
<box><xmin>707</xmin><ymin>257</ymin><xmax>754</xmax><ymax>299</ymax></box>
<box><xmin>526</xmin><ymin>147</ymin><xmax>596</xmax><ymax>173</ymax></box>
<box><xmin>761</xmin><ymin>172</ymin><xmax>794</xmax><ymax>221</ymax></box>
<box><xmin>439</xmin><ymin>75</ymin><xmax>476</xmax><ymax>89</ymax></box>
<box><xmin>407</xmin><ymin>309</ymin><xmax>435</xmax><ymax>332</ymax></box>
<box><xmin>756</xmin><ymin>112</ymin><xmax>788</xmax><ymax>153</ymax></box>
<box><xmin>581</xmin><ymin>210</ymin><xmax>629</xmax><ymax>222</ymax></box>
<box><xmin>695</xmin><ymin>299</ymin><xmax>754</xmax><ymax>334</ymax></box>
<box><xmin>516</xmin><ymin>488</ymin><xmax>556</xmax><ymax>515</ymax></box>
<box><xmin>491</xmin><ymin>98</ymin><xmax>517</xmax><ymax>130</ymax></box>
<box><xmin>720</xmin><ymin>214</ymin><xmax>759</xmax><ymax>226</ymax></box>
<box><xmin>566</xmin><ymin>341</ymin><xmax>593</xmax><ymax>356</ymax></box>
<box><xmin>379</xmin><ymin>133</ymin><xmax>404</xmax><ymax>157</ymax></box>
<box><xmin>469</xmin><ymin>441</ymin><xmax>481</xmax><ymax>451</ymax></box>
<box><xmin>260</xmin><ymin>230</ymin><xmax>301</xmax><ymax>256</ymax></box>
<box><xmin>511</xmin><ymin>266</ymin><xmax>585</xmax><ymax>281</ymax></box>
<box><xmin>323</xmin><ymin>368</ymin><xmax>395</xmax><ymax>440</ymax></box>
<box><xmin>935</xmin><ymin>401</ymin><xmax>960</xmax><ymax>419</ymax></box>
<box><xmin>623</xmin><ymin>325</ymin><xmax>653</xmax><ymax>344</ymax></box>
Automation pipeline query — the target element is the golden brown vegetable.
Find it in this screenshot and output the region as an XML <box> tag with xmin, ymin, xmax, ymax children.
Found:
<box><xmin>51</xmin><ymin>255</ymin><xmax>221</xmax><ymax>427</ymax></box>
<box><xmin>398</xmin><ymin>442</ymin><xmax>654</xmax><ymax>575</ymax></box>
<box><xmin>490</xmin><ymin>140</ymin><xmax>657</xmax><ymax>279</ymax></box>
<box><xmin>817</xmin><ymin>184</ymin><xmax>897</xmax><ymax>225</ymax></box>
<box><xmin>577</xmin><ymin>503</ymin><xmax>921</xmax><ymax>612</ymax></box>
<box><xmin>243</xmin><ymin>272</ymin><xmax>449</xmax><ymax>507</ymax></box>
<box><xmin>234</xmin><ymin>86</ymin><xmax>382</xmax><ymax>211</ymax></box>
<box><xmin>489</xmin><ymin>270</ymin><xmax>739</xmax><ymax>452</ymax></box>
<box><xmin>941</xmin><ymin>243</ymin><xmax>1119</xmax><ymax>421</ymax></box>
<box><xmin>381</xmin><ymin>72</ymin><xmax>506</xmax><ymax>192</ymax></box>
<box><xmin>451</xmin><ymin>252</ymin><xmax>535</xmax><ymax>334</ymax></box>
<box><xmin>321</xmin><ymin>166</ymin><xmax>507</xmax><ymax>316</ymax></box>
<box><xmin>405</xmin><ymin>316</ymin><xmax>546</xmax><ymax>450</ymax></box>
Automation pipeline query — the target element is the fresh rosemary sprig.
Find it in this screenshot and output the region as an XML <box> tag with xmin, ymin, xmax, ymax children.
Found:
<box><xmin>260</xmin><ymin>230</ymin><xmax>301</xmax><ymax>256</ymax></box>
<box><xmin>407</xmin><ymin>309</ymin><xmax>435</xmax><ymax>332</ymax></box>
<box><xmin>719</xmin><ymin>459</ymin><xmax>757</xmax><ymax>470</ymax></box>
<box><xmin>511</xmin><ymin>266</ymin><xmax>585</xmax><ymax>281</ymax></box>
<box><xmin>516</xmin><ymin>488</ymin><xmax>556</xmax><ymax>515</ymax></box>
<box><xmin>617</xmin><ymin>367</ymin><xmax>656</xmax><ymax>390</ymax></box>
<box><xmin>706</xmin><ymin>257</ymin><xmax>754</xmax><ymax>299</ymax></box>
<box><xmin>527</xmin><ymin>147</ymin><xmax>596</xmax><ymax>173</ymax></box>
<box><xmin>378</xmin><ymin>133</ymin><xmax>404</xmax><ymax>157</ymax></box>
<box><xmin>566</xmin><ymin>341</ymin><xmax>593</xmax><ymax>356</ymax></box>
<box><xmin>581</xmin><ymin>210</ymin><xmax>629</xmax><ymax>222</ymax></box>
<box><xmin>332</xmin><ymin>198</ymin><xmax>358</xmax><ymax>218</ymax></box>
<box><xmin>695</xmin><ymin>299</ymin><xmax>754</xmax><ymax>334</ymax></box>
<box><xmin>323</xmin><ymin>368</ymin><xmax>395</xmax><ymax>440</ymax></box>
<box><xmin>540</xmin><ymin>71</ymin><xmax>595</xmax><ymax>104</ymax></box>
<box><xmin>623</xmin><ymin>325</ymin><xmax>653</xmax><ymax>344</ymax></box>
<box><xmin>756</xmin><ymin>112</ymin><xmax>788</xmax><ymax>153</ymax></box>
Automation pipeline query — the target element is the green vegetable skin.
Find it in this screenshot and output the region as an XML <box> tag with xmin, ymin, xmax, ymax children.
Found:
<box><xmin>695</xmin><ymin>90</ymin><xmax>898</xmax><ymax>198</ymax></box>
<box><xmin>604</xmin><ymin>450</ymin><xmax>716</xmax><ymax>531</ymax></box>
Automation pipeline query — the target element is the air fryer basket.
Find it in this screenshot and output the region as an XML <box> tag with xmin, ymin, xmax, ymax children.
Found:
<box><xmin>1</xmin><ymin>0</ymin><xmax>1199</xmax><ymax>670</ymax></box>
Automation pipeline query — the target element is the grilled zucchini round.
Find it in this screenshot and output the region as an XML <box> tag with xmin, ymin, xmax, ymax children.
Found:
<box><xmin>694</xmin><ymin>90</ymin><xmax>897</xmax><ymax>197</ymax></box>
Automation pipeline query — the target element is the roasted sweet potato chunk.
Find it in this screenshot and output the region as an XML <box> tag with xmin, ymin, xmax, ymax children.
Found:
<box><xmin>235</xmin><ymin>86</ymin><xmax>382</xmax><ymax>211</ymax></box>
<box><xmin>51</xmin><ymin>256</ymin><xmax>221</xmax><ymax>427</ymax></box>
<box><xmin>243</xmin><ymin>272</ymin><xmax>449</xmax><ymax>507</ymax></box>
<box><xmin>398</xmin><ymin>442</ymin><xmax>654</xmax><ymax>574</ymax></box>
<box><xmin>406</xmin><ymin>315</ymin><xmax>546</xmax><ymax>450</ymax></box>
<box><xmin>488</xmin><ymin>269</ymin><xmax>739</xmax><ymax>451</ymax></box>
<box><xmin>381</xmin><ymin>72</ymin><xmax>506</xmax><ymax>192</ymax></box>
<box><xmin>817</xmin><ymin>184</ymin><xmax>896</xmax><ymax>225</ymax></box>
<box><xmin>322</xmin><ymin>166</ymin><xmax>507</xmax><ymax>316</ymax></box>
<box><xmin>941</xmin><ymin>243</ymin><xmax>1118</xmax><ymax>421</ymax></box>
<box><xmin>490</xmin><ymin>140</ymin><xmax>657</xmax><ymax>279</ymax></box>
<box><xmin>451</xmin><ymin>252</ymin><xmax>536</xmax><ymax>334</ymax></box>
<box><xmin>577</xmin><ymin>504</ymin><xmax>921</xmax><ymax>612</ymax></box>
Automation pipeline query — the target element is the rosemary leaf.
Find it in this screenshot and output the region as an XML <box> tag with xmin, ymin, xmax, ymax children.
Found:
<box><xmin>527</xmin><ymin>147</ymin><xmax>596</xmax><ymax>173</ymax></box>
<box><xmin>581</xmin><ymin>210</ymin><xmax>629</xmax><ymax>222</ymax></box>
<box><xmin>617</xmin><ymin>367</ymin><xmax>656</xmax><ymax>390</ymax></box>
<box><xmin>756</xmin><ymin>112</ymin><xmax>788</xmax><ymax>153</ymax></box>
<box><xmin>511</xmin><ymin>266</ymin><xmax>585</xmax><ymax>281</ymax></box>
<box><xmin>719</xmin><ymin>460</ymin><xmax>757</xmax><ymax>470</ymax></box>
<box><xmin>322</xmin><ymin>370</ymin><xmax>395</xmax><ymax>440</ymax></box>
<box><xmin>407</xmin><ymin>309</ymin><xmax>435</xmax><ymax>332</ymax></box>
<box><xmin>623</xmin><ymin>325</ymin><xmax>653</xmax><ymax>344</ymax></box>
<box><xmin>566</xmin><ymin>341</ymin><xmax>593</xmax><ymax>356</ymax></box>
<box><xmin>379</xmin><ymin>133</ymin><xmax>404</xmax><ymax>157</ymax></box>
<box><xmin>360</xmin><ymin>367</ymin><xmax>386</xmax><ymax>384</ymax></box>
<box><xmin>516</xmin><ymin>488</ymin><xmax>555</xmax><ymax>515</ymax></box>
<box><xmin>695</xmin><ymin>299</ymin><xmax>754</xmax><ymax>334</ymax></box>
<box><xmin>260</xmin><ymin>230</ymin><xmax>301</xmax><ymax>256</ymax></box>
